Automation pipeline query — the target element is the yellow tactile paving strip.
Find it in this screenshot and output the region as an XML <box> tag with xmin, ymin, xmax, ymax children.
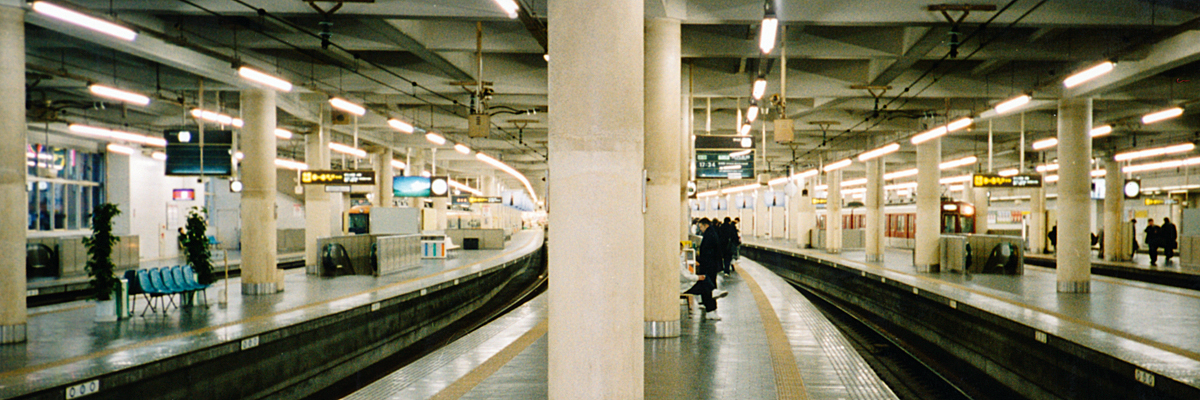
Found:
<box><xmin>741</xmin><ymin>269</ymin><xmax>812</xmax><ymax>400</ymax></box>
<box><xmin>430</xmin><ymin>318</ymin><xmax>548</xmax><ymax>400</ymax></box>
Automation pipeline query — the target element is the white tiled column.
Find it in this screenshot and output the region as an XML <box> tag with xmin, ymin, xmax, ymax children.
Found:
<box><xmin>644</xmin><ymin>17</ymin><xmax>681</xmax><ymax>338</ymax></box>
<box><xmin>915</xmin><ymin>139</ymin><xmax>941</xmax><ymax>271</ymax></box>
<box><xmin>865</xmin><ymin>158</ymin><xmax>885</xmax><ymax>262</ymax></box>
<box><xmin>240</xmin><ymin>88</ymin><xmax>282</xmax><ymax>294</ymax></box>
<box><xmin>1104</xmin><ymin>157</ymin><xmax>1125</xmax><ymax>261</ymax></box>
<box><xmin>1057</xmin><ymin>98</ymin><xmax>1092</xmax><ymax>293</ymax></box>
<box><xmin>0</xmin><ymin>4</ymin><xmax>26</xmax><ymax>344</ymax></box>
<box><xmin>826</xmin><ymin>169</ymin><xmax>842</xmax><ymax>253</ymax></box>
<box><xmin>304</xmin><ymin>108</ymin><xmax>331</xmax><ymax>271</ymax></box>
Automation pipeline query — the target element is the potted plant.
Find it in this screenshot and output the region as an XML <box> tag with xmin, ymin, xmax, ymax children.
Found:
<box><xmin>179</xmin><ymin>207</ymin><xmax>215</xmax><ymax>285</ymax></box>
<box><xmin>84</xmin><ymin>203</ymin><xmax>122</xmax><ymax>322</ymax></box>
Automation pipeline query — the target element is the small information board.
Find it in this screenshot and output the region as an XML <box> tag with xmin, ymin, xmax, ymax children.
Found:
<box><xmin>972</xmin><ymin>173</ymin><xmax>1042</xmax><ymax>188</ymax></box>
<box><xmin>301</xmin><ymin>170</ymin><xmax>376</xmax><ymax>185</ymax></box>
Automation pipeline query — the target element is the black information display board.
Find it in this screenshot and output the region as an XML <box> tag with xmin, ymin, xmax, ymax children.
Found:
<box><xmin>696</xmin><ymin>150</ymin><xmax>755</xmax><ymax>180</ymax></box>
<box><xmin>165</xmin><ymin>129</ymin><xmax>233</xmax><ymax>176</ymax></box>
<box><xmin>300</xmin><ymin>170</ymin><xmax>377</xmax><ymax>185</ymax></box>
<box><xmin>972</xmin><ymin>173</ymin><xmax>1043</xmax><ymax>188</ymax></box>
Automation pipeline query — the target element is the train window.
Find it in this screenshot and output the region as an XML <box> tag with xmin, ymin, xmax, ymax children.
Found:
<box><xmin>943</xmin><ymin>214</ymin><xmax>955</xmax><ymax>233</ymax></box>
<box><xmin>962</xmin><ymin>215</ymin><xmax>975</xmax><ymax>234</ymax></box>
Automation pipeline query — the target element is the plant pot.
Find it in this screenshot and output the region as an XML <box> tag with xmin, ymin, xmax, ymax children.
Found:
<box><xmin>94</xmin><ymin>299</ymin><xmax>118</xmax><ymax>322</ymax></box>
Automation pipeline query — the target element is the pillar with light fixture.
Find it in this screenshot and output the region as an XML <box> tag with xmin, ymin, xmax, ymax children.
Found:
<box><xmin>1030</xmin><ymin>185</ymin><xmax>1047</xmax><ymax>254</ymax></box>
<box><xmin>865</xmin><ymin>158</ymin><xmax>885</xmax><ymax>262</ymax></box>
<box><xmin>915</xmin><ymin>138</ymin><xmax>941</xmax><ymax>272</ymax></box>
<box><xmin>826</xmin><ymin>169</ymin><xmax>842</xmax><ymax>253</ymax></box>
<box><xmin>1056</xmin><ymin>98</ymin><xmax>1092</xmax><ymax>293</ymax></box>
<box><xmin>1104</xmin><ymin>157</ymin><xmax>1126</xmax><ymax>261</ymax></box>
<box><xmin>304</xmin><ymin>107</ymin><xmax>333</xmax><ymax>270</ymax></box>
<box><xmin>0</xmin><ymin>4</ymin><xmax>26</xmax><ymax>343</ymax></box>
<box><xmin>796</xmin><ymin>175</ymin><xmax>815</xmax><ymax>248</ymax></box>
<box><xmin>972</xmin><ymin>183</ymin><xmax>990</xmax><ymax>236</ymax></box>
<box><xmin>643</xmin><ymin>17</ymin><xmax>681</xmax><ymax>339</ymax></box>
<box><xmin>756</xmin><ymin>184</ymin><xmax>769</xmax><ymax>238</ymax></box>
<box><xmin>548</xmin><ymin>0</ymin><xmax>643</xmax><ymax>395</ymax></box>
<box><xmin>240</xmin><ymin>88</ymin><xmax>282</xmax><ymax>295</ymax></box>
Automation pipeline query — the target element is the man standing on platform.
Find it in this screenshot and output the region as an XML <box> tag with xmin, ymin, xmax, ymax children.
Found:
<box><xmin>685</xmin><ymin>218</ymin><xmax>723</xmax><ymax>321</ymax></box>
<box><xmin>1161</xmin><ymin>218</ymin><xmax>1178</xmax><ymax>264</ymax></box>
<box><xmin>1145</xmin><ymin>218</ymin><xmax>1161</xmax><ymax>266</ymax></box>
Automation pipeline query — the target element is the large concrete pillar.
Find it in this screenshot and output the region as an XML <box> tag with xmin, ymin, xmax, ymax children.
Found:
<box><xmin>1030</xmin><ymin>187</ymin><xmax>1047</xmax><ymax>254</ymax></box>
<box><xmin>240</xmin><ymin>88</ymin><xmax>282</xmax><ymax>295</ymax></box>
<box><xmin>865</xmin><ymin>158</ymin><xmax>885</xmax><ymax>261</ymax></box>
<box><xmin>915</xmin><ymin>139</ymin><xmax>941</xmax><ymax>271</ymax></box>
<box><xmin>0</xmin><ymin>5</ymin><xmax>26</xmax><ymax>344</ymax></box>
<box><xmin>973</xmin><ymin>187</ymin><xmax>989</xmax><ymax>234</ymax></box>
<box><xmin>826</xmin><ymin>170</ymin><xmax>843</xmax><ymax>253</ymax></box>
<box><xmin>303</xmin><ymin>116</ymin><xmax>331</xmax><ymax>270</ymax></box>
<box><xmin>796</xmin><ymin>177</ymin><xmax>815</xmax><ymax>248</ymax></box>
<box><xmin>548</xmin><ymin>0</ymin><xmax>644</xmax><ymax>395</ymax></box>
<box><xmin>755</xmin><ymin>186</ymin><xmax>769</xmax><ymax>238</ymax></box>
<box><xmin>643</xmin><ymin>17</ymin><xmax>681</xmax><ymax>338</ymax></box>
<box><xmin>375</xmin><ymin>148</ymin><xmax>394</xmax><ymax>207</ymax></box>
<box><xmin>1104</xmin><ymin>157</ymin><xmax>1126</xmax><ymax>261</ymax></box>
<box><xmin>1057</xmin><ymin>98</ymin><xmax>1092</xmax><ymax>293</ymax></box>
<box><xmin>430</xmin><ymin>149</ymin><xmax>448</xmax><ymax>230</ymax></box>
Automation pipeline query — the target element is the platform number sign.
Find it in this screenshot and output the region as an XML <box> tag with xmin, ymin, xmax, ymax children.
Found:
<box><xmin>1135</xmin><ymin>369</ymin><xmax>1156</xmax><ymax>387</ymax></box>
<box><xmin>65</xmin><ymin>379</ymin><xmax>99</xmax><ymax>399</ymax></box>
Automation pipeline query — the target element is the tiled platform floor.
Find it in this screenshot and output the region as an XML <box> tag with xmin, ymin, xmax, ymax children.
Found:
<box><xmin>350</xmin><ymin>258</ymin><xmax>898</xmax><ymax>400</ymax></box>
<box><xmin>0</xmin><ymin>230</ymin><xmax>543</xmax><ymax>398</ymax></box>
<box><xmin>743</xmin><ymin>236</ymin><xmax>1200</xmax><ymax>390</ymax></box>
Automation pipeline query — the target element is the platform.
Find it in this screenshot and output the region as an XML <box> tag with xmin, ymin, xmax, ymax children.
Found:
<box><xmin>348</xmin><ymin>257</ymin><xmax>899</xmax><ymax>399</ymax></box>
<box><xmin>741</xmin><ymin>236</ymin><xmax>1200</xmax><ymax>393</ymax></box>
<box><xmin>0</xmin><ymin>230</ymin><xmax>543</xmax><ymax>399</ymax></box>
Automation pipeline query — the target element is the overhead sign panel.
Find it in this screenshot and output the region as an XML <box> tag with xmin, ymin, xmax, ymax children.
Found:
<box><xmin>972</xmin><ymin>173</ymin><xmax>1043</xmax><ymax>188</ymax></box>
<box><xmin>301</xmin><ymin>170</ymin><xmax>376</xmax><ymax>185</ymax></box>
<box><xmin>696</xmin><ymin>150</ymin><xmax>755</xmax><ymax>180</ymax></box>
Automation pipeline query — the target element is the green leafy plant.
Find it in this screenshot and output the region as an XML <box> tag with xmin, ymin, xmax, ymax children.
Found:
<box><xmin>84</xmin><ymin>203</ymin><xmax>121</xmax><ymax>301</ymax></box>
<box><xmin>179</xmin><ymin>207</ymin><xmax>215</xmax><ymax>285</ymax></box>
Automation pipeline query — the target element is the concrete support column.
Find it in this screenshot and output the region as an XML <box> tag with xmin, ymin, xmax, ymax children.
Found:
<box><xmin>755</xmin><ymin>187</ymin><xmax>769</xmax><ymax>238</ymax></box>
<box><xmin>973</xmin><ymin>187</ymin><xmax>989</xmax><ymax>234</ymax></box>
<box><xmin>378</xmin><ymin>148</ymin><xmax>394</xmax><ymax>207</ymax></box>
<box><xmin>643</xmin><ymin>17</ymin><xmax>681</xmax><ymax>338</ymax></box>
<box><xmin>865</xmin><ymin>158</ymin><xmax>885</xmax><ymax>262</ymax></box>
<box><xmin>548</xmin><ymin>0</ymin><xmax>644</xmax><ymax>395</ymax></box>
<box><xmin>240</xmin><ymin>88</ymin><xmax>282</xmax><ymax>295</ymax></box>
<box><xmin>1057</xmin><ymin>98</ymin><xmax>1092</xmax><ymax>293</ymax></box>
<box><xmin>826</xmin><ymin>170</ymin><xmax>843</xmax><ymax>253</ymax></box>
<box><xmin>1030</xmin><ymin>187</ymin><xmax>1047</xmax><ymax>253</ymax></box>
<box><xmin>1104</xmin><ymin>158</ymin><xmax>1126</xmax><ymax>261</ymax></box>
<box><xmin>303</xmin><ymin>117</ymin><xmax>331</xmax><ymax>271</ymax></box>
<box><xmin>0</xmin><ymin>5</ymin><xmax>26</xmax><ymax>344</ymax></box>
<box><xmin>915</xmin><ymin>139</ymin><xmax>941</xmax><ymax>272</ymax></box>
<box><xmin>796</xmin><ymin>178</ymin><xmax>815</xmax><ymax>248</ymax></box>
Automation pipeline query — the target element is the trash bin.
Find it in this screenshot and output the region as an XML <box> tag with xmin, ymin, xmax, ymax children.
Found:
<box><xmin>463</xmin><ymin>238</ymin><xmax>480</xmax><ymax>250</ymax></box>
<box><xmin>116</xmin><ymin>278</ymin><xmax>129</xmax><ymax>319</ymax></box>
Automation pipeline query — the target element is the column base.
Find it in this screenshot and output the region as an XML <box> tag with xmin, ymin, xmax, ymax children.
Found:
<box><xmin>1057</xmin><ymin>281</ymin><xmax>1091</xmax><ymax>293</ymax></box>
<box><xmin>865</xmin><ymin>253</ymin><xmax>883</xmax><ymax>262</ymax></box>
<box><xmin>242</xmin><ymin>282</ymin><xmax>282</xmax><ymax>296</ymax></box>
<box><xmin>0</xmin><ymin>323</ymin><xmax>26</xmax><ymax>344</ymax></box>
<box><xmin>914</xmin><ymin>264</ymin><xmax>940</xmax><ymax>273</ymax></box>
<box><xmin>825</xmin><ymin>248</ymin><xmax>841</xmax><ymax>254</ymax></box>
<box><xmin>644</xmin><ymin>320</ymin><xmax>680</xmax><ymax>338</ymax></box>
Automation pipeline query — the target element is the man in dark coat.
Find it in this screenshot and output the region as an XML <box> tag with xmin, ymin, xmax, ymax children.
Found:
<box><xmin>1161</xmin><ymin>217</ymin><xmax>1178</xmax><ymax>264</ymax></box>
<box><xmin>720</xmin><ymin>217</ymin><xmax>739</xmax><ymax>274</ymax></box>
<box><xmin>1145</xmin><ymin>218</ymin><xmax>1161</xmax><ymax>266</ymax></box>
<box><xmin>685</xmin><ymin>218</ymin><xmax>724</xmax><ymax>320</ymax></box>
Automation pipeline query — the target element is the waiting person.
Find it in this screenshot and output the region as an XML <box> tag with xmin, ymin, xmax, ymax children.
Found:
<box><xmin>686</xmin><ymin>218</ymin><xmax>724</xmax><ymax>321</ymax></box>
<box><xmin>1161</xmin><ymin>217</ymin><xmax>1178</xmax><ymax>264</ymax></box>
<box><xmin>1048</xmin><ymin>225</ymin><xmax>1057</xmax><ymax>252</ymax></box>
<box><xmin>1145</xmin><ymin>218</ymin><xmax>1161</xmax><ymax>266</ymax></box>
<box><xmin>1130</xmin><ymin>219</ymin><xmax>1139</xmax><ymax>259</ymax></box>
<box><xmin>721</xmin><ymin>217</ymin><xmax>739</xmax><ymax>274</ymax></box>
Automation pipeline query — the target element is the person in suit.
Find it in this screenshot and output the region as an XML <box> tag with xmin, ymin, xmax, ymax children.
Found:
<box><xmin>1145</xmin><ymin>219</ymin><xmax>1161</xmax><ymax>266</ymax></box>
<box><xmin>684</xmin><ymin>218</ymin><xmax>724</xmax><ymax>321</ymax></box>
<box><xmin>1130</xmin><ymin>219</ymin><xmax>1139</xmax><ymax>259</ymax></box>
<box><xmin>1160</xmin><ymin>217</ymin><xmax>1178</xmax><ymax>264</ymax></box>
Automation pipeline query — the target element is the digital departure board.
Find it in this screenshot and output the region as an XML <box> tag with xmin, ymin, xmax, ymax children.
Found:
<box><xmin>300</xmin><ymin>170</ymin><xmax>376</xmax><ymax>185</ymax></box>
<box><xmin>696</xmin><ymin>150</ymin><xmax>755</xmax><ymax>180</ymax></box>
<box><xmin>972</xmin><ymin>173</ymin><xmax>1042</xmax><ymax>188</ymax></box>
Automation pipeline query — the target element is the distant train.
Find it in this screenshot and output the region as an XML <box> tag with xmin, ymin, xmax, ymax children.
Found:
<box><xmin>816</xmin><ymin>200</ymin><xmax>976</xmax><ymax>249</ymax></box>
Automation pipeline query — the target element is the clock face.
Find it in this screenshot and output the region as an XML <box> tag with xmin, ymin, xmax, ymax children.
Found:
<box><xmin>1124</xmin><ymin>180</ymin><xmax>1140</xmax><ymax>198</ymax></box>
<box><xmin>431</xmin><ymin>178</ymin><xmax>449</xmax><ymax>196</ymax></box>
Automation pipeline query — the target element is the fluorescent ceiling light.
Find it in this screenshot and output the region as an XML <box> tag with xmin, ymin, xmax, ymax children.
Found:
<box><xmin>841</xmin><ymin>178</ymin><xmax>867</xmax><ymax>187</ymax></box>
<box><xmin>1035</xmin><ymin>163</ymin><xmax>1058</xmax><ymax>173</ymax></box>
<box><xmin>448</xmin><ymin>179</ymin><xmax>483</xmax><ymax>196</ymax></box>
<box><xmin>947</xmin><ymin>117</ymin><xmax>973</xmax><ymax>132</ymax></box>
<box><xmin>1045</xmin><ymin>174</ymin><xmax>1059</xmax><ymax>183</ymax></box>
<box><xmin>32</xmin><ymin>2</ymin><xmax>137</xmax><ymax>41</ymax></box>
<box><xmin>274</xmin><ymin>128</ymin><xmax>293</xmax><ymax>140</ymax></box>
<box><xmin>190</xmin><ymin>109</ymin><xmax>243</xmax><ymax>128</ymax></box>
<box><xmin>388</xmin><ymin>118</ymin><xmax>414</xmax><ymax>134</ymax></box>
<box><xmin>105</xmin><ymin>143</ymin><xmax>135</xmax><ymax>155</ymax></box>
<box><xmin>426</xmin><ymin>132</ymin><xmax>446</xmax><ymax>145</ymax></box>
<box><xmin>1141</xmin><ymin>107</ymin><xmax>1184</xmax><ymax>124</ymax></box>
<box><xmin>420</xmin><ymin>170</ymin><xmax>432</xmax><ymax>177</ymax></box>
<box><xmin>1123</xmin><ymin>157</ymin><xmax>1200</xmax><ymax>173</ymax></box>
<box><xmin>492</xmin><ymin>0</ymin><xmax>520</xmax><ymax>18</ymax></box>
<box><xmin>1032</xmin><ymin>138</ymin><xmax>1058</xmax><ymax>150</ymax></box>
<box><xmin>69</xmin><ymin>124</ymin><xmax>166</xmax><ymax>147</ymax></box>
<box><xmin>1092</xmin><ymin>169</ymin><xmax>1106</xmax><ymax>177</ymax></box>
<box><xmin>329</xmin><ymin>97</ymin><xmax>366</xmax><ymax>116</ymax></box>
<box><xmin>940</xmin><ymin>174</ymin><xmax>972</xmax><ymax>184</ymax></box>
<box><xmin>1063</xmin><ymin>61</ymin><xmax>1114</xmax><ymax>88</ymax></box>
<box><xmin>238</xmin><ymin>66</ymin><xmax>292</xmax><ymax>92</ymax></box>
<box><xmin>911</xmin><ymin>126</ymin><xmax>947</xmax><ymax>145</ymax></box>
<box><xmin>994</xmin><ymin>95</ymin><xmax>1031</xmax><ymax>115</ymax></box>
<box><xmin>391</xmin><ymin>159</ymin><xmax>407</xmax><ymax>169</ymax></box>
<box><xmin>88</xmin><ymin>84</ymin><xmax>149</xmax><ymax>106</ymax></box>
<box><xmin>795</xmin><ymin>169</ymin><xmax>819</xmax><ymax>179</ymax></box>
<box><xmin>151</xmin><ymin>151</ymin><xmax>166</xmax><ymax>161</ymax></box>
<box><xmin>721</xmin><ymin>183</ymin><xmax>762</xmax><ymax>194</ymax></box>
<box><xmin>998</xmin><ymin>168</ymin><xmax>1019</xmax><ymax>177</ymax></box>
<box><xmin>697</xmin><ymin>190</ymin><xmax>720</xmax><ymax>198</ymax></box>
<box><xmin>729</xmin><ymin>149</ymin><xmax>752</xmax><ymax>157</ymax></box>
<box><xmin>454</xmin><ymin>143</ymin><xmax>472</xmax><ymax>155</ymax></box>
<box><xmin>746</xmin><ymin>103</ymin><xmax>760</xmax><ymax>123</ymax></box>
<box><xmin>1090</xmin><ymin>125</ymin><xmax>1112</xmax><ymax>137</ymax></box>
<box><xmin>949</xmin><ymin>185</ymin><xmax>965</xmax><ymax>192</ymax></box>
<box><xmin>739</xmin><ymin>123</ymin><xmax>752</xmax><ymax>136</ymax></box>
<box><xmin>823</xmin><ymin>158</ymin><xmax>852</xmax><ymax>172</ymax></box>
<box><xmin>857</xmin><ymin>143</ymin><xmax>899</xmax><ymax>162</ymax></box>
<box><xmin>274</xmin><ymin>158</ymin><xmax>308</xmax><ymax>171</ymax></box>
<box><xmin>328</xmin><ymin>142</ymin><xmax>367</xmax><ymax>158</ymax></box>
<box><xmin>759</xmin><ymin>17</ymin><xmax>778</xmax><ymax>55</ymax></box>
<box><xmin>1114</xmin><ymin>142</ymin><xmax>1195</xmax><ymax>161</ymax></box>
<box><xmin>884</xmin><ymin>168</ymin><xmax>917</xmax><ymax>180</ymax></box>
<box><xmin>939</xmin><ymin>155</ymin><xmax>977</xmax><ymax>169</ymax></box>
<box><xmin>885</xmin><ymin>182</ymin><xmax>918</xmax><ymax>191</ymax></box>
<box><xmin>477</xmin><ymin>152</ymin><xmax>539</xmax><ymax>203</ymax></box>
<box><xmin>752</xmin><ymin>78</ymin><xmax>767</xmax><ymax>100</ymax></box>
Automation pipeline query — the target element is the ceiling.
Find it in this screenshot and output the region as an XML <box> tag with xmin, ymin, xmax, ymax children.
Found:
<box><xmin>20</xmin><ymin>0</ymin><xmax>1200</xmax><ymax>197</ymax></box>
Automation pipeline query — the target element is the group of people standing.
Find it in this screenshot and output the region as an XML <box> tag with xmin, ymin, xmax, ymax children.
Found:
<box><xmin>683</xmin><ymin>217</ymin><xmax>741</xmax><ymax>321</ymax></box>
<box><xmin>1142</xmin><ymin>218</ymin><xmax>1178</xmax><ymax>266</ymax></box>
